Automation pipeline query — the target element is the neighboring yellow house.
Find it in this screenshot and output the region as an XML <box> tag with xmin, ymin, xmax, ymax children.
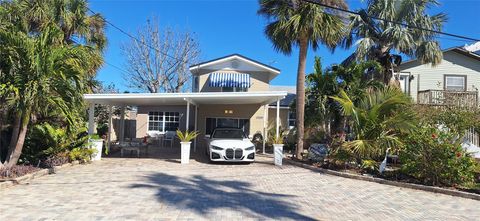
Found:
<box><xmin>84</xmin><ymin>54</ymin><xmax>295</xmax><ymax>152</ymax></box>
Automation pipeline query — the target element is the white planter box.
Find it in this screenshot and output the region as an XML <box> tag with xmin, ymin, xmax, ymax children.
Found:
<box><xmin>273</xmin><ymin>144</ymin><xmax>284</xmax><ymax>166</ymax></box>
<box><xmin>90</xmin><ymin>139</ymin><xmax>103</xmax><ymax>161</ymax></box>
<box><xmin>180</xmin><ymin>142</ymin><xmax>191</xmax><ymax>164</ymax></box>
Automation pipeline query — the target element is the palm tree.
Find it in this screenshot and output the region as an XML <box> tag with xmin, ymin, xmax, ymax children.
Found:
<box><xmin>343</xmin><ymin>0</ymin><xmax>446</xmax><ymax>85</ymax></box>
<box><xmin>331</xmin><ymin>86</ymin><xmax>415</xmax><ymax>160</ymax></box>
<box><xmin>0</xmin><ymin>25</ymin><xmax>96</xmax><ymax>167</ymax></box>
<box><xmin>306</xmin><ymin>57</ymin><xmax>382</xmax><ymax>135</ymax></box>
<box><xmin>258</xmin><ymin>0</ymin><xmax>348</xmax><ymax>159</ymax></box>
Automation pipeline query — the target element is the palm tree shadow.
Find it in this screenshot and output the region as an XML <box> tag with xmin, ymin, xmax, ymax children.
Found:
<box><xmin>130</xmin><ymin>173</ymin><xmax>315</xmax><ymax>220</ymax></box>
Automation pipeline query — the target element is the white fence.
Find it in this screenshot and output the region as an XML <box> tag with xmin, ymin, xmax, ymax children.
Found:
<box><xmin>465</xmin><ymin>127</ymin><xmax>479</xmax><ymax>146</ymax></box>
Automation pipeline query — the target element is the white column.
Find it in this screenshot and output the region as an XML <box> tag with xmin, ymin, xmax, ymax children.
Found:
<box><xmin>262</xmin><ymin>104</ymin><xmax>267</xmax><ymax>154</ymax></box>
<box><xmin>88</xmin><ymin>103</ymin><xmax>95</xmax><ymax>135</ymax></box>
<box><xmin>194</xmin><ymin>105</ymin><xmax>198</xmax><ymax>152</ymax></box>
<box><xmin>276</xmin><ymin>99</ymin><xmax>280</xmax><ymax>138</ymax></box>
<box><xmin>186</xmin><ymin>101</ymin><xmax>190</xmax><ymax>130</ymax></box>
<box><xmin>119</xmin><ymin>106</ymin><xmax>125</xmax><ymax>142</ymax></box>
<box><xmin>107</xmin><ymin>105</ymin><xmax>113</xmax><ymax>152</ymax></box>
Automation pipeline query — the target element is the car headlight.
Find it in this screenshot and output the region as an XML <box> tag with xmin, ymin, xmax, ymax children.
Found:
<box><xmin>211</xmin><ymin>145</ymin><xmax>223</xmax><ymax>150</ymax></box>
<box><xmin>245</xmin><ymin>146</ymin><xmax>255</xmax><ymax>151</ymax></box>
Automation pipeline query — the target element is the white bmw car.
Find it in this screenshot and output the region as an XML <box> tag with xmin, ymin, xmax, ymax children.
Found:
<box><xmin>206</xmin><ymin>128</ymin><xmax>255</xmax><ymax>162</ymax></box>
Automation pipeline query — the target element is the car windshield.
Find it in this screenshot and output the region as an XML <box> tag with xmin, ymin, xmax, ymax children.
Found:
<box><xmin>212</xmin><ymin>129</ymin><xmax>245</xmax><ymax>139</ymax></box>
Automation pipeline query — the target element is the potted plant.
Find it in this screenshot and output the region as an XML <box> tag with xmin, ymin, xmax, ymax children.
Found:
<box><xmin>88</xmin><ymin>134</ymin><xmax>103</xmax><ymax>161</ymax></box>
<box><xmin>271</xmin><ymin>135</ymin><xmax>284</xmax><ymax>166</ymax></box>
<box><xmin>176</xmin><ymin>130</ymin><xmax>199</xmax><ymax>164</ymax></box>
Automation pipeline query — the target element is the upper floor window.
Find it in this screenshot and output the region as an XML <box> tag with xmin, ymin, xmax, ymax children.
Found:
<box><xmin>444</xmin><ymin>75</ymin><xmax>466</xmax><ymax>91</ymax></box>
<box><xmin>221</xmin><ymin>87</ymin><xmax>247</xmax><ymax>92</ymax></box>
<box><xmin>192</xmin><ymin>76</ymin><xmax>199</xmax><ymax>92</ymax></box>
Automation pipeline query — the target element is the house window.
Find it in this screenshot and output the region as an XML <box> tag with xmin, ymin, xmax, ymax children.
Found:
<box><xmin>288</xmin><ymin>111</ymin><xmax>296</xmax><ymax>129</ymax></box>
<box><xmin>445</xmin><ymin>75</ymin><xmax>466</xmax><ymax>91</ymax></box>
<box><xmin>192</xmin><ymin>76</ymin><xmax>199</xmax><ymax>92</ymax></box>
<box><xmin>148</xmin><ymin>111</ymin><xmax>180</xmax><ymax>132</ymax></box>
<box><xmin>221</xmin><ymin>87</ymin><xmax>247</xmax><ymax>92</ymax></box>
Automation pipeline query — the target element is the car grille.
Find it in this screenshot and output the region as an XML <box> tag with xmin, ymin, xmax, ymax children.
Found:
<box><xmin>225</xmin><ymin>149</ymin><xmax>234</xmax><ymax>159</ymax></box>
<box><xmin>234</xmin><ymin>149</ymin><xmax>243</xmax><ymax>159</ymax></box>
<box><xmin>225</xmin><ymin>148</ymin><xmax>243</xmax><ymax>160</ymax></box>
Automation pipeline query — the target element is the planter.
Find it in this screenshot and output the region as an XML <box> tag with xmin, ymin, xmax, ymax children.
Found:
<box><xmin>273</xmin><ymin>144</ymin><xmax>284</xmax><ymax>166</ymax></box>
<box><xmin>89</xmin><ymin>139</ymin><xmax>103</xmax><ymax>161</ymax></box>
<box><xmin>180</xmin><ymin>141</ymin><xmax>192</xmax><ymax>164</ymax></box>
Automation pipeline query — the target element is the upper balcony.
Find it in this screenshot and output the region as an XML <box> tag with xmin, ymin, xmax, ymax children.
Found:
<box><xmin>417</xmin><ymin>90</ymin><xmax>479</xmax><ymax>109</ymax></box>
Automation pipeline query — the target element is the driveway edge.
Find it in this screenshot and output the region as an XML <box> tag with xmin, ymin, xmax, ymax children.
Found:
<box><xmin>0</xmin><ymin>160</ymin><xmax>80</xmax><ymax>190</ymax></box>
<box><xmin>285</xmin><ymin>158</ymin><xmax>480</xmax><ymax>201</ymax></box>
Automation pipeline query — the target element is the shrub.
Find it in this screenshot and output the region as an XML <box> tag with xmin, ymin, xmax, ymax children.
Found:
<box><xmin>68</xmin><ymin>147</ymin><xmax>96</xmax><ymax>163</ymax></box>
<box><xmin>0</xmin><ymin>165</ymin><xmax>40</xmax><ymax>179</ymax></box>
<box><xmin>401</xmin><ymin>125</ymin><xmax>477</xmax><ymax>187</ymax></box>
<box><xmin>42</xmin><ymin>152</ymin><xmax>70</xmax><ymax>168</ymax></box>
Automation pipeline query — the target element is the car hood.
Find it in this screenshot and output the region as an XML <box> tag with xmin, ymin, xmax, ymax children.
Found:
<box><xmin>210</xmin><ymin>139</ymin><xmax>254</xmax><ymax>148</ymax></box>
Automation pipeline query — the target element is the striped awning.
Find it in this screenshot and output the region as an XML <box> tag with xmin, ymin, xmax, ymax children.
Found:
<box><xmin>208</xmin><ymin>72</ymin><xmax>251</xmax><ymax>88</ymax></box>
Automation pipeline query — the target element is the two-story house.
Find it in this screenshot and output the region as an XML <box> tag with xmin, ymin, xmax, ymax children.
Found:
<box><xmin>84</xmin><ymin>54</ymin><xmax>294</xmax><ymax>151</ymax></box>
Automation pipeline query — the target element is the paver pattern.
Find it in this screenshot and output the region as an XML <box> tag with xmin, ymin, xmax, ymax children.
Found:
<box><xmin>1</xmin><ymin>150</ymin><xmax>479</xmax><ymax>221</ymax></box>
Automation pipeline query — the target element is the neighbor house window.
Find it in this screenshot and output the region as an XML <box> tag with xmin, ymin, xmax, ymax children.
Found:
<box><xmin>288</xmin><ymin>111</ymin><xmax>296</xmax><ymax>129</ymax></box>
<box><xmin>444</xmin><ymin>75</ymin><xmax>466</xmax><ymax>91</ymax></box>
<box><xmin>148</xmin><ymin>111</ymin><xmax>180</xmax><ymax>132</ymax></box>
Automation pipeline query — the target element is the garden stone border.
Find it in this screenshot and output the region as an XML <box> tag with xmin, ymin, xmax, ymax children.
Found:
<box><xmin>0</xmin><ymin>160</ymin><xmax>80</xmax><ymax>190</ymax></box>
<box><xmin>285</xmin><ymin>158</ymin><xmax>480</xmax><ymax>201</ymax></box>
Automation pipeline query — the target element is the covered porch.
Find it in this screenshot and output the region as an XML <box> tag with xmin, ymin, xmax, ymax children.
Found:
<box><xmin>83</xmin><ymin>91</ymin><xmax>287</xmax><ymax>160</ymax></box>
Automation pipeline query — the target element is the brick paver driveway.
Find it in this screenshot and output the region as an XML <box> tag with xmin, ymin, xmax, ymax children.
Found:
<box><xmin>1</xmin><ymin>153</ymin><xmax>479</xmax><ymax>220</ymax></box>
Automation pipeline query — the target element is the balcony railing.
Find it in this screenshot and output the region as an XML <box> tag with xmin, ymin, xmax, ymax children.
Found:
<box><xmin>417</xmin><ymin>90</ymin><xmax>478</xmax><ymax>109</ymax></box>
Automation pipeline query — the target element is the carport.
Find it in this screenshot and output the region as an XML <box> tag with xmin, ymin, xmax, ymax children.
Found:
<box><xmin>83</xmin><ymin>91</ymin><xmax>287</xmax><ymax>155</ymax></box>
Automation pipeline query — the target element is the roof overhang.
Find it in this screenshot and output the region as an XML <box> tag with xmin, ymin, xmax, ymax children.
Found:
<box><xmin>83</xmin><ymin>91</ymin><xmax>287</xmax><ymax>106</ymax></box>
<box><xmin>189</xmin><ymin>54</ymin><xmax>280</xmax><ymax>75</ymax></box>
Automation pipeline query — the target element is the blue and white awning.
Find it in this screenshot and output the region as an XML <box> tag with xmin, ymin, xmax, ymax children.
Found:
<box><xmin>208</xmin><ymin>72</ymin><xmax>251</xmax><ymax>88</ymax></box>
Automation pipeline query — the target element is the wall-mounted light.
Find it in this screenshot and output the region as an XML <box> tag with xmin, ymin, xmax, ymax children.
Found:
<box><xmin>224</xmin><ymin>109</ymin><xmax>233</xmax><ymax>114</ymax></box>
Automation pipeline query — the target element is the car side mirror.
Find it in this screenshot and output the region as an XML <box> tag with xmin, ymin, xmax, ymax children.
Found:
<box><xmin>205</xmin><ymin>134</ymin><xmax>211</xmax><ymax>139</ymax></box>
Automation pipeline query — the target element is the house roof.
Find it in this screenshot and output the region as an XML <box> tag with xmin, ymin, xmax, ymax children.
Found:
<box><xmin>269</xmin><ymin>93</ymin><xmax>295</xmax><ymax>107</ymax></box>
<box><xmin>84</xmin><ymin>91</ymin><xmax>287</xmax><ymax>106</ymax></box>
<box><xmin>189</xmin><ymin>54</ymin><xmax>281</xmax><ymax>74</ymax></box>
<box><xmin>401</xmin><ymin>47</ymin><xmax>480</xmax><ymax>66</ymax></box>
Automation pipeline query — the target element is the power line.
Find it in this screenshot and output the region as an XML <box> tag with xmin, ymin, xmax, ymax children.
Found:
<box><xmin>301</xmin><ymin>0</ymin><xmax>480</xmax><ymax>42</ymax></box>
<box><xmin>86</xmin><ymin>7</ymin><xmax>183</xmax><ymax>63</ymax></box>
<box><xmin>104</xmin><ymin>61</ymin><xmax>130</xmax><ymax>75</ymax></box>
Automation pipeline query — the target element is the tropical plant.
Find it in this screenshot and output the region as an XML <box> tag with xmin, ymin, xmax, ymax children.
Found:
<box><xmin>176</xmin><ymin>130</ymin><xmax>199</xmax><ymax>142</ymax></box>
<box><xmin>258</xmin><ymin>0</ymin><xmax>349</xmax><ymax>159</ymax></box>
<box><xmin>305</xmin><ymin>57</ymin><xmax>382</xmax><ymax>135</ymax></box>
<box><xmin>0</xmin><ymin>0</ymin><xmax>105</xmax><ymax>167</ymax></box>
<box><xmin>68</xmin><ymin>147</ymin><xmax>96</xmax><ymax>163</ymax></box>
<box><xmin>343</xmin><ymin>0</ymin><xmax>446</xmax><ymax>84</ymax></box>
<box><xmin>401</xmin><ymin>124</ymin><xmax>477</xmax><ymax>186</ymax></box>
<box><xmin>331</xmin><ymin>86</ymin><xmax>415</xmax><ymax>159</ymax></box>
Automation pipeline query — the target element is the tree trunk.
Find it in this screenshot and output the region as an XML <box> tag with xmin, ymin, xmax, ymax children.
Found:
<box><xmin>295</xmin><ymin>37</ymin><xmax>308</xmax><ymax>160</ymax></box>
<box><xmin>5</xmin><ymin>113</ymin><xmax>21</xmax><ymax>162</ymax></box>
<box><xmin>6</xmin><ymin>117</ymin><xmax>28</xmax><ymax>167</ymax></box>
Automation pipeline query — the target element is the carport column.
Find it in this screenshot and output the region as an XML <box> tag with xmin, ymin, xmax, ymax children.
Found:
<box><xmin>107</xmin><ymin>105</ymin><xmax>113</xmax><ymax>152</ymax></box>
<box><xmin>186</xmin><ymin>101</ymin><xmax>190</xmax><ymax>130</ymax></box>
<box><xmin>262</xmin><ymin>104</ymin><xmax>267</xmax><ymax>154</ymax></box>
<box><xmin>194</xmin><ymin>105</ymin><xmax>198</xmax><ymax>152</ymax></box>
<box><xmin>119</xmin><ymin>106</ymin><xmax>125</xmax><ymax>142</ymax></box>
<box><xmin>88</xmin><ymin>103</ymin><xmax>95</xmax><ymax>135</ymax></box>
<box><xmin>276</xmin><ymin>99</ymin><xmax>280</xmax><ymax>138</ymax></box>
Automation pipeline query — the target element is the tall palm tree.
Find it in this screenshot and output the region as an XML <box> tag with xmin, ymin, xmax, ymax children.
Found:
<box><xmin>343</xmin><ymin>0</ymin><xmax>446</xmax><ymax>85</ymax></box>
<box><xmin>258</xmin><ymin>0</ymin><xmax>348</xmax><ymax>159</ymax></box>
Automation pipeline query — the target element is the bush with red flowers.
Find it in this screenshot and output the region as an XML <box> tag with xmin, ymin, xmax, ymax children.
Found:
<box><xmin>400</xmin><ymin>125</ymin><xmax>477</xmax><ymax>187</ymax></box>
